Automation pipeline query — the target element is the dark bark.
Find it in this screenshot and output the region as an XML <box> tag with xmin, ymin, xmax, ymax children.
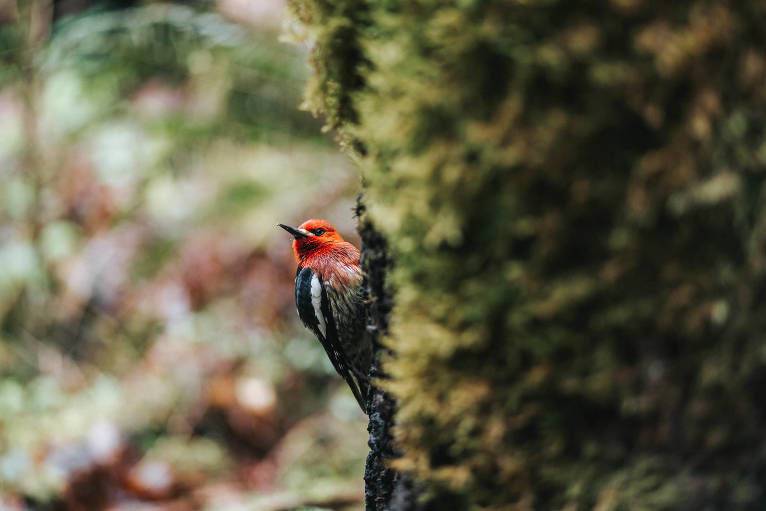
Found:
<box><xmin>357</xmin><ymin>198</ymin><xmax>416</xmax><ymax>511</ymax></box>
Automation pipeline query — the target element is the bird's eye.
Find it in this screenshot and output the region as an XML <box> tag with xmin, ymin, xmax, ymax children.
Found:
<box><xmin>312</xmin><ymin>228</ymin><xmax>325</xmax><ymax>236</ymax></box>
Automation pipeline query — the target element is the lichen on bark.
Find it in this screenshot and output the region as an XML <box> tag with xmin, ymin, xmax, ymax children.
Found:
<box><xmin>290</xmin><ymin>1</ymin><xmax>766</xmax><ymax>509</ymax></box>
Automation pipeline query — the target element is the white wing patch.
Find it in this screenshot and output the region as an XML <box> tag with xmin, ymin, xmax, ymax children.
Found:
<box><xmin>310</xmin><ymin>274</ymin><xmax>327</xmax><ymax>338</ymax></box>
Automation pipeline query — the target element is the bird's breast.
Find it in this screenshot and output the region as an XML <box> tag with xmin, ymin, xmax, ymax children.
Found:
<box><xmin>302</xmin><ymin>245</ymin><xmax>362</xmax><ymax>291</ymax></box>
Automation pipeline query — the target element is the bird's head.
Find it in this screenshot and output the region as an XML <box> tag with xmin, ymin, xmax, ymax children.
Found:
<box><xmin>278</xmin><ymin>219</ymin><xmax>346</xmax><ymax>263</ymax></box>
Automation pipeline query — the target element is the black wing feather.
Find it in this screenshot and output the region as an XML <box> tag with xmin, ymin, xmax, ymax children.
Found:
<box><xmin>294</xmin><ymin>266</ymin><xmax>368</xmax><ymax>412</ymax></box>
<box><xmin>320</xmin><ymin>281</ymin><xmax>368</xmax><ymax>411</ymax></box>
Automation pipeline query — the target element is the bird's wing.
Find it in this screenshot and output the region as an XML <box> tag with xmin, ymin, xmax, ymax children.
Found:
<box><xmin>323</xmin><ymin>279</ymin><xmax>371</xmax><ymax>382</ymax></box>
<box><xmin>295</xmin><ymin>266</ymin><xmax>328</xmax><ymax>338</ymax></box>
<box><xmin>295</xmin><ymin>266</ymin><xmax>368</xmax><ymax>412</ymax></box>
<box><xmin>321</xmin><ymin>280</ymin><xmax>370</xmax><ymax>411</ymax></box>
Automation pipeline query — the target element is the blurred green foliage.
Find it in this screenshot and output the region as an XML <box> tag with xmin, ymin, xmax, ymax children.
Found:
<box><xmin>0</xmin><ymin>1</ymin><xmax>365</xmax><ymax>509</ymax></box>
<box><xmin>292</xmin><ymin>0</ymin><xmax>766</xmax><ymax>509</ymax></box>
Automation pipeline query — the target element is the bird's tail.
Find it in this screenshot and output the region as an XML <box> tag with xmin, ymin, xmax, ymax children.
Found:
<box><xmin>345</xmin><ymin>371</ymin><xmax>370</xmax><ymax>414</ymax></box>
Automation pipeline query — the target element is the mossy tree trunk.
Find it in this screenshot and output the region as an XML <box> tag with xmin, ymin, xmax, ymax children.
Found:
<box><xmin>292</xmin><ymin>1</ymin><xmax>766</xmax><ymax>509</ymax></box>
<box><xmin>356</xmin><ymin>199</ymin><xmax>404</xmax><ymax>510</ymax></box>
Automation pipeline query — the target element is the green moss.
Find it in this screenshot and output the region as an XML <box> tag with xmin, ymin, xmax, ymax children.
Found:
<box><xmin>288</xmin><ymin>0</ymin><xmax>369</xmax><ymax>137</ymax></box>
<box><xmin>292</xmin><ymin>0</ymin><xmax>766</xmax><ymax>508</ymax></box>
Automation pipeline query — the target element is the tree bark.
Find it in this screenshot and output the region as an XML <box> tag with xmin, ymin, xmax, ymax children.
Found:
<box><xmin>357</xmin><ymin>199</ymin><xmax>403</xmax><ymax>510</ymax></box>
<box><xmin>357</xmin><ymin>197</ymin><xmax>425</xmax><ymax>510</ymax></box>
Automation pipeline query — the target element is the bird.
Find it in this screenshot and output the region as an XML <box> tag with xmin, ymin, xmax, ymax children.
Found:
<box><xmin>278</xmin><ymin>219</ymin><xmax>372</xmax><ymax>413</ymax></box>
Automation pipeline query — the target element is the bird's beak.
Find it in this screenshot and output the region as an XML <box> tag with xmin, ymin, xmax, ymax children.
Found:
<box><xmin>278</xmin><ymin>223</ymin><xmax>311</xmax><ymax>239</ymax></box>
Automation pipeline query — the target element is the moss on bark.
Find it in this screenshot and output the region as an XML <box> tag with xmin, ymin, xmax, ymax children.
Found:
<box><xmin>291</xmin><ymin>1</ymin><xmax>766</xmax><ymax>509</ymax></box>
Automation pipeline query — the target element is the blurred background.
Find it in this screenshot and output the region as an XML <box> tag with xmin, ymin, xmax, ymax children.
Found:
<box><xmin>0</xmin><ymin>1</ymin><xmax>366</xmax><ymax>509</ymax></box>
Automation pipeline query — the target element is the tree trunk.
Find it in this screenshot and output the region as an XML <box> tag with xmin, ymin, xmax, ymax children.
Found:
<box><xmin>356</xmin><ymin>198</ymin><xmax>407</xmax><ymax>510</ymax></box>
<box><xmin>291</xmin><ymin>1</ymin><xmax>766</xmax><ymax>509</ymax></box>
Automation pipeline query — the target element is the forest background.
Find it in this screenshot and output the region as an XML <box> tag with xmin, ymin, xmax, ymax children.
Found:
<box><xmin>0</xmin><ymin>1</ymin><xmax>367</xmax><ymax>509</ymax></box>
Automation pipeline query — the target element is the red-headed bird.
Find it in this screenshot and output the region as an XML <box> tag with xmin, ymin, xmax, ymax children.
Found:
<box><xmin>278</xmin><ymin>219</ymin><xmax>371</xmax><ymax>413</ymax></box>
